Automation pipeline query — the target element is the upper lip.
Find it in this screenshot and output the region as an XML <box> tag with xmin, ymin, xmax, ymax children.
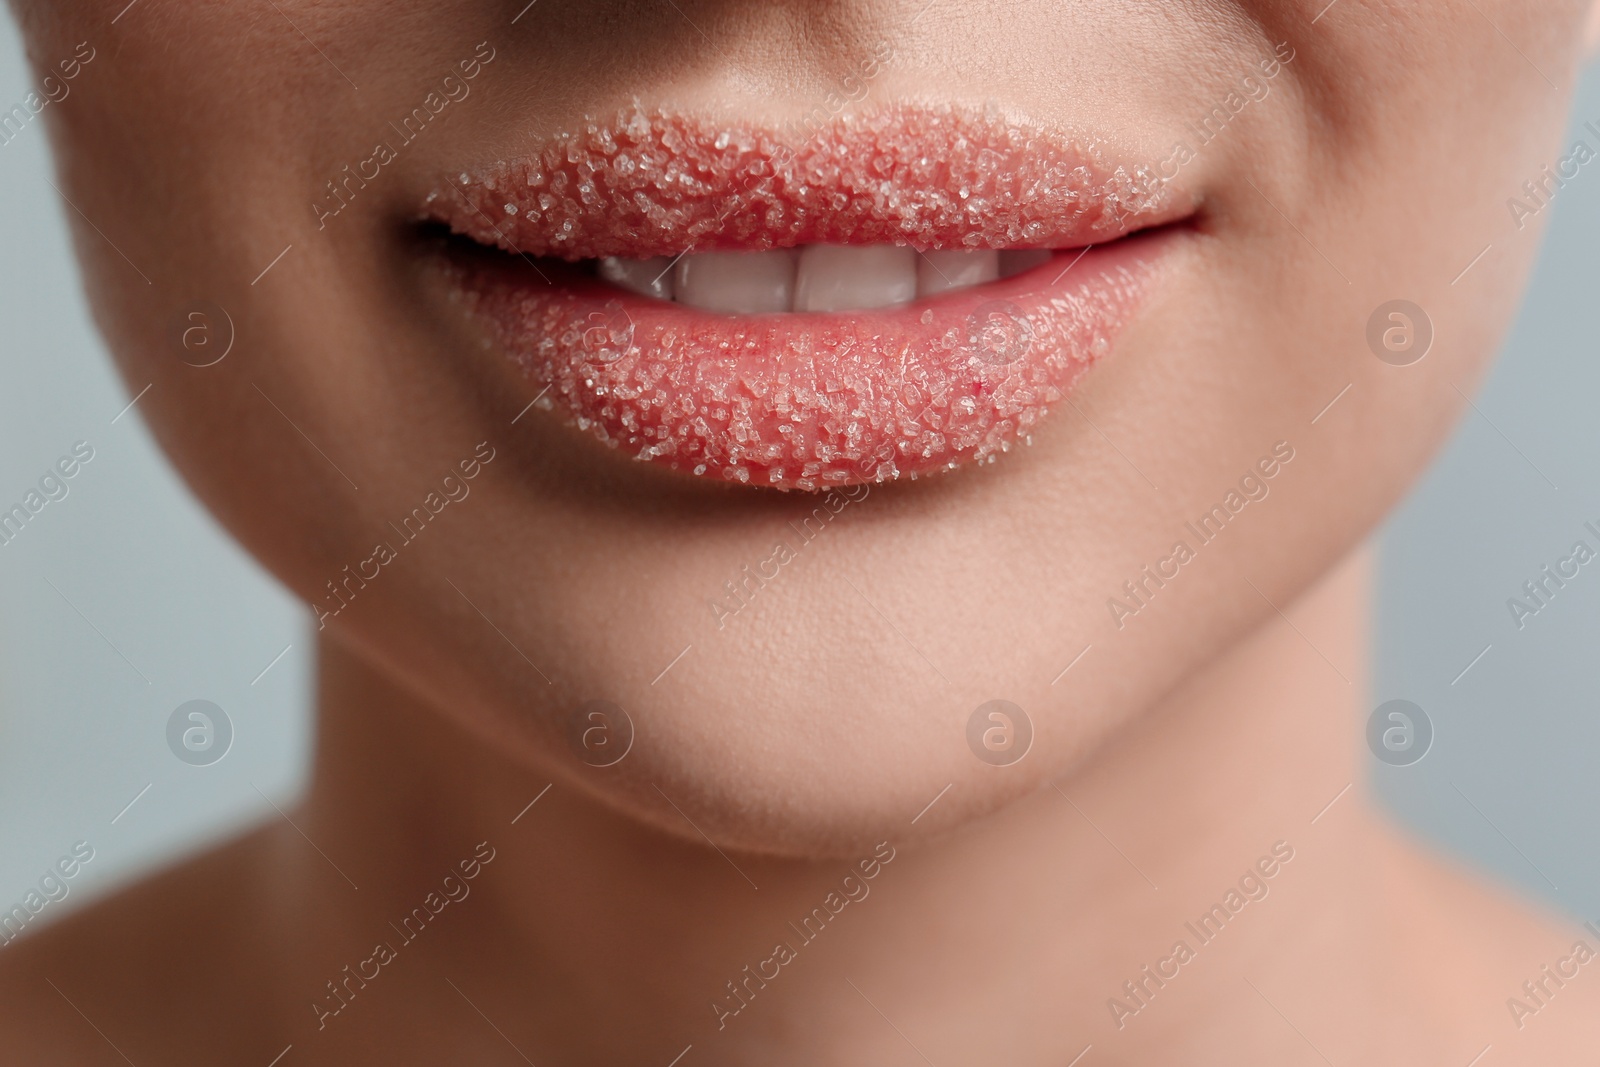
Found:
<box><xmin>425</xmin><ymin>103</ymin><xmax>1193</xmax><ymax>261</ymax></box>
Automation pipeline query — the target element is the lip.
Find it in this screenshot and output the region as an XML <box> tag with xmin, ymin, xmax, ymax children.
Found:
<box><xmin>428</xmin><ymin>105</ymin><xmax>1190</xmax><ymax>490</ymax></box>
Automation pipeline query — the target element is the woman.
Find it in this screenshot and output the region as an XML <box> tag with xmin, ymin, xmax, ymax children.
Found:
<box><xmin>3</xmin><ymin>0</ymin><xmax>1598</xmax><ymax>1062</ymax></box>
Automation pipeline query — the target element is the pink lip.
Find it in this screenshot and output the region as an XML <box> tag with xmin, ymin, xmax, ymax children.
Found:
<box><xmin>430</xmin><ymin>105</ymin><xmax>1187</xmax><ymax>490</ymax></box>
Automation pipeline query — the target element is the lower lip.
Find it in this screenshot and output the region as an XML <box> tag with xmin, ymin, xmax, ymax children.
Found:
<box><xmin>448</xmin><ymin>232</ymin><xmax>1173</xmax><ymax>491</ymax></box>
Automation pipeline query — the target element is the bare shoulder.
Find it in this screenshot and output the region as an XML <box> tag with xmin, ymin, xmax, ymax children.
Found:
<box><xmin>0</xmin><ymin>826</ymin><xmax>284</xmax><ymax>1063</ymax></box>
<box><xmin>1377</xmin><ymin>824</ymin><xmax>1600</xmax><ymax>1064</ymax></box>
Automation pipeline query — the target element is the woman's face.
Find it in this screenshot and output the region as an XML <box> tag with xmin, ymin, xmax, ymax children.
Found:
<box><xmin>12</xmin><ymin>0</ymin><xmax>1592</xmax><ymax>854</ymax></box>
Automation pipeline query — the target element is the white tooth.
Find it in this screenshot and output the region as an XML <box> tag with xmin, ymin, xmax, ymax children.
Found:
<box><xmin>599</xmin><ymin>256</ymin><xmax>676</xmax><ymax>300</ymax></box>
<box><xmin>998</xmin><ymin>249</ymin><xmax>1054</xmax><ymax>278</ymax></box>
<box><xmin>599</xmin><ymin>256</ymin><xmax>675</xmax><ymax>300</ymax></box>
<box><xmin>916</xmin><ymin>249</ymin><xmax>1000</xmax><ymax>297</ymax></box>
<box><xmin>793</xmin><ymin>245</ymin><xmax>918</xmax><ymax>312</ymax></box>
<box><xmin>673</xmin><ymin>250</ymin><xmax>796</xmax><ymax>314</ymax></box>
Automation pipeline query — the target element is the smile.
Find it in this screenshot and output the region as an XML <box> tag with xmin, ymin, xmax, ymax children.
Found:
<box><xmin>429</xmin><ymin>104</ymin><xmax>1193</xmax><ymax>490</ymax></box>
<box><xmin>598</xmin><ymin>244</ymin><xmax>1059</xmax><ymax>313</ymax></box>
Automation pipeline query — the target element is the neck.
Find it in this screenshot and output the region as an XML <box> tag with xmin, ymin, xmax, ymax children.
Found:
<box><xmin>287</xmin><ymin>545</ymin><xmax>1391</xmax><ymax>1062</ymax></box>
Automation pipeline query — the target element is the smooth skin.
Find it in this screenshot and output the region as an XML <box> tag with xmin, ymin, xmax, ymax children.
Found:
<box><xmin>4</xmin><ymin>1</ymin><xmax>1600</xmax><ymax>1062</ymax></box>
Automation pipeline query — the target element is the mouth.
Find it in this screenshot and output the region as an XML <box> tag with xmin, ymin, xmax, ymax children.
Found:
<box><xmin>428</xmin><ymin>104</ymin><xmax>1191</xmax><ymax>491</ymax></box>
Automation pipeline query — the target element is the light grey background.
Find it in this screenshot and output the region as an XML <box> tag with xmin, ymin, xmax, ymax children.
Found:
<box><xmin>0</xmin><ymin>12</ymin><xmax>1596</xmax><ymax>922</ymax></box>
<box><xmin>0</xmin><ymin>10</ymin><xmax>310</xmax><ymax>915</ymax></box>
<box><xmin>1373</xmin><ymin>57</ymin><xmax>1600</xmax><ymax>917</ymax></box>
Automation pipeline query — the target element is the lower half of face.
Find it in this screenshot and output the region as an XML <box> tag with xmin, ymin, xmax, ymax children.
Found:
<box><xmin>19</xmin><ymin>0</ymin><xmax>1592</xmax><ymax>854</ymax></box>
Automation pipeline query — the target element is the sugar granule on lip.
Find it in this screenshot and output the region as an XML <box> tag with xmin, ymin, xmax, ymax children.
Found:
<box><xmin>433</xmin><ymin>104</ymin><xmax>1176</xmax><ymax>260</ymax></box>
<box><xmin>455</xmin><ymin>257</ymin><xmax>1154</xmax><ymax>491</ymax></box>
<box><xmin>437</xmin><ymin>103</ymin><xmax>1172</xmax><ymax>491</ymax></box>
